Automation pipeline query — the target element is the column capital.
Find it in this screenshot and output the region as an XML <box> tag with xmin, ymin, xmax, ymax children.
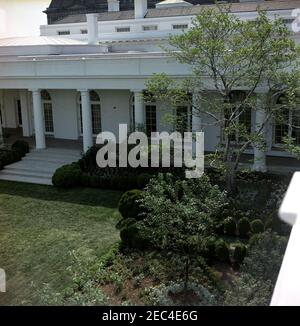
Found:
<box><xmin>29</xmin><ymin>88</ymin><xmax>40</xmax><ymax>93</ymax></box>
<box><xmin>77</xmin><ymin>89</ymin><xmax>89</xmax><ymax>93</ymax></box>
<box><xmin>131</xmin><ymin>89</ymin><xmax>144</xmax><ymax>94</ymax></box>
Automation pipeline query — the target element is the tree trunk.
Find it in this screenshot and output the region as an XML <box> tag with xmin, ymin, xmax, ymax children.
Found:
<box><xmin>184</xmin><ymin>257</ymin><xmax>190</xmax><ymax>296</ymax></box>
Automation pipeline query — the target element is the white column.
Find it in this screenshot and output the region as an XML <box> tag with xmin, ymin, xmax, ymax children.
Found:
<box><xmin>192</xmin><ymin>93</ymin><xmax>202</xmax><ymax>156</ymax></box>
<box><xmin>19</xmin><ymin>90</ymin><xmax>31</xmax><ymax>137</ymax></box>
<box><xmin>0</xmin><ymin>90</ymin><xmax>4</xmax><ymax>147</ymax></box>
<box><xmin>253</xmin><ymin>94</ymin><xmax>267</xmax><ymax>172</ymax></box>
<box><xmin>86</xmin><ymin>14</ymin><xmax>99</xmax><ymax>45</ymax></box>
<box><xmin>79</xmin><ymin>89</ymin><xmax>93</xmax><ymax>152</ymax></box>
<box><xmin>132</xmin><ymin>90</ymin><xmax>145</xmax><ymax>131</ymax></box>
<box><xmin>30</xmin><ymin>89</ymin><xmax>46</xmax><ymax>150</ymax></box>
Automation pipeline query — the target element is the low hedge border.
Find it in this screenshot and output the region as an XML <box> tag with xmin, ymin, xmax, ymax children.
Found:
<box><xmin>0</xmin><ymin>140</ymin><xmax>29</xmax><ymax>171</ymax></box>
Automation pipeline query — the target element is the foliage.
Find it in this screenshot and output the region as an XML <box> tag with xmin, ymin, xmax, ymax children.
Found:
<box><xmin>118</xmin><ymin>189</ymin><xmax>143</xmax><ymax>220</ymax></box>
<box><xmin>52</xmin><ymin>163</ymin><xmax>82</xmax><ymax>188</ymax></box>
<box><xmin>146</xmin><ymin>5</ymin><xmax>300</xmax><ymax>192</ymax></box>
<box><xmin>232</xmin><ymin>243</ymin><xmax>247</xmax><ymax>265</ymax></box>
<box><xmin>223</xmin><ymin>217</ymin><xmax>236</xmax><ymax>236</ymax></box>
<box><xmin>241</xmin><ymin>230</ymin><xmax>288</xmax><ymax>283</ymax></box>
<box><xmin>119</xmin><ymin>223</ymin><xmax>150</xmax><ymax>250</ymax></box>
<box><xmin>237</xmin><ymin>217</ymin><xmax>251</xmax><ymax>238</ymax></box>
<box><xmin>214</xmin><ymin>239</ymin><xmax>229</xmax><ymax>262</ymax></box>
<box><xmin>251</xmin><ymin>219</ymin><xmax>265</xmax><ymax>234</ymax></box>
<box><xmin>224</xmin><ymin>273</ymin><xmax>273</xmax><ymax>306</ymax></box>
<box><xmin>138</xmin><ymin>173</ymin><xmax>227</xmax><ymax>289</ymax></box>
<box><xmin>11</xmin><ymin>140</ymin><xmax>30</xmax><ymax>157</ymax></box>
<box><xmin>0</xmin><ymin>148</ymin><xmax>23</xmax><ymax>170</ymax></box>
<box><xmin>143</xmin><ymin>282</ymin><xmax>216</xmax><ymax>306</ymax></box>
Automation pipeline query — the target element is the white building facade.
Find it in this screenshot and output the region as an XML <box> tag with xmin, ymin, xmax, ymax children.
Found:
<box><xmin>0</xmin><ymin>0</ymin><xmax>299</xmax><ymax>171</ymax></box>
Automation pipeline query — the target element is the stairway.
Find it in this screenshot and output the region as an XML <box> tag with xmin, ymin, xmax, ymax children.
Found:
<box><xmin>0</xmin><ymin>148</ymin><xmax>81</xmax><ymax>185</ymax></box>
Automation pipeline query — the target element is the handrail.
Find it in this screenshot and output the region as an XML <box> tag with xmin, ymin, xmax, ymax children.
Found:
<box><xmin>271</xmin><ymin>172</ymin><xmax>300</xmax><ymax>306</ymax></box>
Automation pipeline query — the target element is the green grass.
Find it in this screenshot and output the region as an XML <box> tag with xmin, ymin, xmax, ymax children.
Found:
<box><xmin>0</xmin><ymin>181</ymin><xmax>122</xmax><ymax>305</ymax></box>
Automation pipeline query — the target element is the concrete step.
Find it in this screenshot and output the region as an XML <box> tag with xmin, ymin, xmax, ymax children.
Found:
<box><xmin>3</xmin><ymin>167</ymin><xmax>53</xmax><ymax>178</ymax></box>
<box><xmin>23</xmin><ymin>157</ymin><xmax>79</xmax><ymax>165</ymax></box>
<box><xmin>28</xmin><ymin>152</ymin><xmax>81</xmax><ymax>161</ymax></box>
<box><xmin>0</xmin><ymin>173</ymin><xmax>52</xmax><ymax>186</ymax></box>
<box><xmin>7</xmin><ymin>161</ymin><xmax>62</xmax><ymax>173</ymax></box>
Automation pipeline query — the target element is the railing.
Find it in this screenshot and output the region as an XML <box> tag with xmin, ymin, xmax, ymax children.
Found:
<box><xmin>271</xmin><ymin>172</ymin><xmax>300</xmax><ymax>306</ymax></box>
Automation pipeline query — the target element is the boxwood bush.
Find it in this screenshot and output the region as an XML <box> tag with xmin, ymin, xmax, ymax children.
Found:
<box><xmin>52</xmin><ymin>163</ymin><xmax>82</xmax><ymax>188</ymax></box>
<box><xmin>223</xmin><ymin>217</ymin><xmax>236</xmax><ymax>236</ymax></box>
<box><xmin>118</xmin><ymin>189</ymin><xmax>143</xmax><ymax>220</ymax></box>
<box><xmin>11</xmin><ymin>140</ymin><xmax>30</xmax><ymax>157</ymax></box>
<box><xmin>232</xmin><ymin>243</ymin><xmax>247</xmax><ymax>265</ymax></box>
<box><xmin>251</xmin><ymin>219</ymin><xmax>265</xmax><ymax>234</ymax></box>
<box><xmin>238</xmin><ymin>217</ymin><xmax>251</xmax><ymax>238</ymax></box>
<box><xmin>215</xmin><ymin>239</ymin><xmax>229</xmax><ymax>262</ymax></box>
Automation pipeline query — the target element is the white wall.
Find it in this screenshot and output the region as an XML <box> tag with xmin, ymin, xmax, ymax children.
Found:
<box><xmin>2</xmin><ymin>90</ymin><xmax>18</xmax><ymax>128</ymax></box>
<box><xmin>50</xmin><ymin>89</ymin><xmax>78</xmax><ymax>140</ymax></box>
<box><xmin>100</xmin><ymin>90</ymin><xmax>131</xmax><ymax>138</ymax></box>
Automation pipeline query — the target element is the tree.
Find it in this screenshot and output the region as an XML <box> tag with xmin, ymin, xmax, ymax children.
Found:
<box><xmin>146</xmin><ymin>5</ymin><xmax>300</xmax><ymax>193</ymax></box>
<box><xmin>138</xmin><ymin>173</ymin><xmax>227</xmax><ymax>292</ymax></box>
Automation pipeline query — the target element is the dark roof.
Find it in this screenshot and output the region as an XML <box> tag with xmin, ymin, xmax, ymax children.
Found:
<box><xmin>45</xmin><ymin>0</ymin><xmax>219</xmax><ymax>24</ymax></box>
<box><xmin>53</xmin><ymin>1</ymin><xmax>300</xmax><ymax>25</ymax></box>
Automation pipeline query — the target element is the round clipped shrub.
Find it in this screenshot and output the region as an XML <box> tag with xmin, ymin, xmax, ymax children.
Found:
<box><xmin>251</xmin><ymin>219</ymin><xmax>265</xmax><ymax>234</ymax></box>
<box><xmin>120</xmin><ymin>223</ymin><xmax>149</xmax><ymax>249</ymax></box>
<box><xmin>223</xmin><ymin>217</ymin><xmax>237</xmax><ymax>236</ymax></box>
<box><xmin>233</xmin><ymin>243</ymin><xmax>247</xmax><ymax>265</ymax></box>
<box><xmin>11</xmin><ymin>140</ymin><xmax>30</xmax><ymax>157</ymax></box>
<box><xmin>52</xmin><ymin>163</ymin><xmax>82</xmax><ymax>188</ymax></box>
<box><xmin>238</xmin><ymin>217</ymin><xmax>251</xmax><ymax>238</ymax></box>
<box><xmin>202</xmin><ymin>236</ymin><xmax>217</xmax><ymax>259</ymax></box>
<box><xmin>118</xmin><ymin>189</ymin><xmax>143</xmax><ymax>220</ymax></box>
<box><xmin>137</xmin><ymin>173</ymin><xmax>152</xmax><ymax>189</ymax></box>
<box><xmin>215</xmin><ymin>239</ymin><xmax>229</xmax><ymax>262</ymax></box>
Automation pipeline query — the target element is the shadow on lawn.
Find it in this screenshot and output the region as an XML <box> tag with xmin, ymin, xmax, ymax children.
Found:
<box><xmin>0</xmin><ymin>181</ymin><xmax>122</xmax><ymax>208</ymax></box>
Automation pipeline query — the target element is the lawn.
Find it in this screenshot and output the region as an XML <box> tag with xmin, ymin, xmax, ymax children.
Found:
<box><xmin>0</xmin><ymin>181</ymin><xmax>122</xmax><ymax>306</ymax></box>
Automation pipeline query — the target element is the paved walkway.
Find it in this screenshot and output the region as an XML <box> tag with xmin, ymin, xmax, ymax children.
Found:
<box><xmin>0</xmin><ymin>148</ymin><xmax>81</xmax><ymax>185</ymax></box>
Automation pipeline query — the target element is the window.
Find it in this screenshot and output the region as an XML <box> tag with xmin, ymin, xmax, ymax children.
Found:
<box><xmin>17</xmin><ymin>100</ymin><xmax>22</xmax><ymax>126</ymax></box>
<box><xmin>41</xmin><ymin>90</ymin><xmax>54</xmax><ymax>134</ymax></box>
<box><xmin>172</xmin><ymin>24</ymin><xmax>188</xmax><ymax>30</ymax></box>
<box><xmin>176</xmin><ymin>106</ymin><xmax>191</xmax><ymax>135</ymax></box>
<box><xmin>57</xmin><ymin>30</ymin><xmax>70</xmax><ymax>35</ymax></box>
<box><xmin>81</xmin><ymin>29</ymin><xmax>88</xmax><ymax>34</ymax></box>
<box><xmin>143</xmin><ymin>25</ymin><xmax>158</xmax><ymax>31</ymax></box>
<box><xmin>274</xmin><ymin>100</ymin><xmax>300</xmax><ymax>145</ymax></box>
<box><xmin>146</xmin><ymin>104</ymin><xmax>157</xmax><ymax>136</ymax></box>
<box><xmin>78</xmin><ymin>91</ymin><xmax>102</xmax><ymax>135</ymax></box>
<box><xmin>116</xmin><ymin>27</ymin><xmax>130</xmax><ymax>33</ymax></box>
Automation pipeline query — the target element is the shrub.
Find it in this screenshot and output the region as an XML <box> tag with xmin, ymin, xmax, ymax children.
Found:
<box><xmin>233</xmin><ymin>244</ymin><xmax>247</xmax><ymax>265</ymax></box>
<box><xmin>238</xmin><ymin>217</ymin><xmax>251</xmax><ymax>238</ymax></box>
<box><xmin>202</xmin><ymin>236</ymin><xmax>216</xmax><ymax>259</ymax></box>
<box><xmin>223</xmin><ymin>217</ymin><xmax>236</xmax><ymax>236</ymax></box>
<box><xmin>215</xmin><ymin>239</ymin><xmax>229</xmax><ymax>262</ymax></box>
<box><xmin>52</xmin><ymin>163</ymin><xmax>82</xmax><ymax>188</ymax></box>
<box><xmin>120</xmin><ymin>223</ymin><xmax>149</xmax><ymax>250</ymax></box>
<box><xmin>242</xmin><ymin>230</ymin><xmax>288</xmax><ymax>283</ymax></box>
<box><xmin>118</xmin><ymin>189</ymin><xmax>143</xmax><ymax>220</ymax></box>
<box><xmin>0</xmin><ymin>149</ymin><xmax>22</xmax><ymax>168</ymax></box>
<box><xmin>251</xmin><ymin>219</ymin><xmax>265</xmax><ymax>234</ymax></box>
<box><xmin>137</xmin><ymin>173</ymin><xmax>152</xmax><ymax>189</ymax></box>
<box><xmin>11</xmin><ymin>140</ymin><xmax>30</xmax><ymax>157</ymax></box>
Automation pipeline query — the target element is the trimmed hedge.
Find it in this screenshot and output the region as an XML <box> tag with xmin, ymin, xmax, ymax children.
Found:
<box><xmin>251</xmin><ymin>219</ymin><xmax>265</xmax><ymax>234</ymax></box>
<box><xmin>11</xmin><ymin>140</ymin><xmax>30</xmax><ymax>157</ymax></box>
<box><xmin>0</xmin><ymin>146</ymin><xmax>26</xmax><ymax>170</ymax></box>
<box><xmin>237</xmin><ymin>217</ymin><xmax>251</xmax><ymax>238</ymax></box>
<box><xmin>52</xmin><ymin>163</ymin><xmax>82</xmax><ymax>188</ymax></box>
<box><xmin>215</xmin><ymin>239</ymin><xmax>230</xmax><ymax>262</ymax></box>
<box><xmin>118</xmin><ymin>189</ymin><xmax>143</xmax><ymax>220</ymax></box>
<box><xmin>223</xmin><ymin>217</ymin><xmax>236</xmax><ymax>236</ymax></box>
<box><xmin>119</xmin><ymin>222</ymin><xmax>149</xmax><ymax>250</ymax></box>
<box><xmin>232</xmin><ymin>243</ymin><xmax>247</xmax><ymax>265</ymax></box>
